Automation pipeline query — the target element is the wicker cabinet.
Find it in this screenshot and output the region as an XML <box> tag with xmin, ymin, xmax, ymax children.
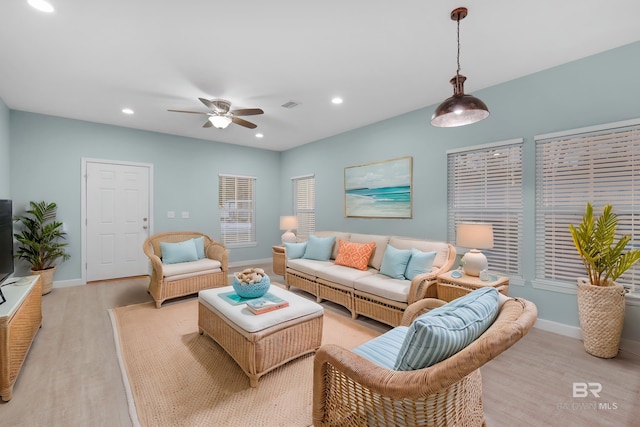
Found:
<box><xmin>0</xmin><ymin>275</ymin><xmax>42</xmax><ymax>401</ymax></box>
<box><xmin>272</xmin><ymin>245</ymin><xmax>286</xmax><ymax>276</ymax></box>
<box><xmin>436</xmin><ymin>270</ymin><xmax>509</xmax><ymax>302</ymax></box>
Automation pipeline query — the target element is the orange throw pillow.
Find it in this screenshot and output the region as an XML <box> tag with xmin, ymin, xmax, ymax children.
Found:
<box><xmin>334</xmin><ymin>240</ymin><xmax>376</xmax><ymax>271</ymax></box>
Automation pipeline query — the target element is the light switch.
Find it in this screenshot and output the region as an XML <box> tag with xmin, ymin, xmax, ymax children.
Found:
<box><xmin>181</xmin><ymin>211</ymin><xmax>189</xmax><ymax>219</ymax></box>
<box><xmin>167</xmin><ymin>211</ymin><xmax>175</xmax><ymax>218</ymax></box>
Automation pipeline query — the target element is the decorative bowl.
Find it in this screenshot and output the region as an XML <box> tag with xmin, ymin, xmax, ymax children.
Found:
<box><xmin>232</xmin><ymin>274</ymin><xmax>271</xmax><ymax>298</ymax></box>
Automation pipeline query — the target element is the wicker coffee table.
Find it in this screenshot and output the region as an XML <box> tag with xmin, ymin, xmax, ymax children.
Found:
<box><xmin>198</xmin><ymin>284</ymin><xmax>323</xmax><ymax>387</ymax></box>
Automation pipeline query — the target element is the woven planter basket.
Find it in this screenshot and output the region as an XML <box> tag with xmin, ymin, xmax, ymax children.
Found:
<box><xmin>32</xmin><ymin>265</ymin><xmax>57</xmax><ymax>295</ymax></box>
<box><xmin>576</xmin><ymin>278</ymin><xmax>625</xmax><ymax>358</ymax></box>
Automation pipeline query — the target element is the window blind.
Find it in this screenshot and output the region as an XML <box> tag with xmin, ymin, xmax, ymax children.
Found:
<box><xmin>447</xmin><ymin>139</ymin><xmax>523</xmax><ymax>278</ymax></box>
<box><xmin>293</xmin><ymin>175</ymin><xmax>315</xmax><ymax>241</ymax></box>
<box><xmin>535</xmin><ymin>121</ymin><xmax>640</xmax><ymax>296</ymax></box>
<box><xmin>218</xmin><ymin>174</ymin><xmax>256</xmax><ymax>247</ymax></box>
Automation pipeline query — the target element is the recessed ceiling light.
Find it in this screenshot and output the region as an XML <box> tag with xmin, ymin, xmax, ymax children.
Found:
<box><xmin>331</xmin><ymin>97</ymin><xmax>343</xmax><ymax>105</ymax></box>
<box><xmin>28</xmin><ymin>0</ymin><xmax>55</xmax><ymax>13</ymax></box>
<box><xmin>255</xmin><ymin>133</ymin><xmax>264</xmax><ymax>138</ymax></box>
<box><xmin>122</xmin><ymin>108</ymin><xmax>134</xmax><ymax>115</ymax></box>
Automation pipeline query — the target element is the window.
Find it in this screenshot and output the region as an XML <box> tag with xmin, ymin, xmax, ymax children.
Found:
<box><xmin>292</xmin><ymin>174</ymin><xmax>315</xmax><ymax>241</ymax></box>
<box><xmin>447</xmin><ymin>139</ymin><xmax>524</xmax><ymax>281</ymax></box>
<box><xmin>218</xmin><ymin>174</ymin><xmax>256</xmax><ymax>247</ymax></box>
<box><xmin>535</xmin><ymin>119</ymin><xmax>640</xmax><ymax>297</ymax></box>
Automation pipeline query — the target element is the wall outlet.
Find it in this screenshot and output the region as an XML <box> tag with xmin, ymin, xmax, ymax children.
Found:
<box><xmin>167</xmin><ymin>211</ymin><xmax>175</xmax><ymax>218</ymax></box>
<box><xmin>181</xmin><ymin>211</ymin><xmax>189</xmax><ymax>219</ymax></box>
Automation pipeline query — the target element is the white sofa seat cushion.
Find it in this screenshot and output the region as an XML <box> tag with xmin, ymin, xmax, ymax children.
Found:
<box><xmin>287</xmin><ymin>258</ymin><xmax>334</xmax><ymax>276</ymax></box>
<box><xmin>354</xmin><ymin>274</ymin><xmax>411</xmax><ymax>303</ymax></box>
<box><xmin>163</xmin><ymin>258</ymin><xmax>222</xmax><ymax>278</ymax></box>
<box><xmin>316</xmin><ymin>265</ymin><xmax>377</xmax><ymax>289</ymax></box>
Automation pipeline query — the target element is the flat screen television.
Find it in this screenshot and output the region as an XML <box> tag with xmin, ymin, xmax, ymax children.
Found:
<box><xmin>0</xmin><ymin>200</ymin><xmax>14</xmax><ymax>286</ymax></box>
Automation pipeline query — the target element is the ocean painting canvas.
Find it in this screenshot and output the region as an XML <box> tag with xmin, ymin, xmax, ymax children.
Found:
<box><xmin>344</xmin><ymin>156</ymin><xmax>412</xmax><ymax>218</ymax></box>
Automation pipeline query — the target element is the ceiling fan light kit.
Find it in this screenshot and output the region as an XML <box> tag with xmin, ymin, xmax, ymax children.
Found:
<box><xmin>168</xmin><ymin>98</ymin><xmax>264</xmax><ymax>130</ymax></box>
<box><xmin>431</xmin><ymin>7</ymin><xmax>490</xmax><ymax>128</ymax></box>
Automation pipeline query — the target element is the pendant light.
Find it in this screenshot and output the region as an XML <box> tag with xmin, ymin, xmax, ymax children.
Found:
<box><xmin>431</xmin><ymin>7</ymin><xmax>489</xmax><ymax>127</ymax></box>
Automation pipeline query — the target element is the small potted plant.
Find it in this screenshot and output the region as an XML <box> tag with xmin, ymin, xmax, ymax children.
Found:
<box><xmin>568</xmin><ymin>202</ymin><xmax>640</xmax><ymax>358</ymax></box>
<box><xmin>13</xmin><ymin>201</ymin><xmax>70</xmax><ymax>295</ymax></box>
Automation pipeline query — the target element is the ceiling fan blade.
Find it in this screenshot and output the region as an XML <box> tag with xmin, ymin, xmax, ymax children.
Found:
<box><xmin>168</xmin><ymin>109</ymin><xmax>208</xmax><ymax>115</ymax></box>
<box><xmin>231</xmin><ymin>117</ymin><xmax>257</xmax><ymax>129</ymax></box>
<box><xmin>231</xmin><ymin>108</ymin><xmax>264</xmax><ymax>116</ymax></box>
<box><xmin>202</xmin><ymin>120</ymin><xmax>213</xmax><ymax>128</ymax></box>
<box><xmin>199</xmin><ymin>98</ymin><xmax>216</xmax><ymax>110</ymax></box>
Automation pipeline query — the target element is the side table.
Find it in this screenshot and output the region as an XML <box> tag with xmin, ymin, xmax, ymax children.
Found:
<box><xmin>272</xmin><ymin>245</ymin><xmax>286</xmax><ymax>276</ymax></box>
<box><xmin>436</xmin><ymin>270</ymin><xmax>509</xmax><ymax>302</ymax></box>
<box><xmin>0</xmin><ymin>275</ymin><xmax>42</xmax><ymax>401</ymax></box>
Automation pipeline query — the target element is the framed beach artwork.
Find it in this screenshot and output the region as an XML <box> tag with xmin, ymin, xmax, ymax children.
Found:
<box><xmin>344</xmin><ymin>156</ymin><xmax>413</xmax><ymax>218</ymax></box>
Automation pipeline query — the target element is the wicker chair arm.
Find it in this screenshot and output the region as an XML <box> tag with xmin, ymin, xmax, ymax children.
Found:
<box><xmin>273</xmin><ymin>245</ymin><xmax>286</xmax><ymax>255</ymax></box>
<box><xmin>400</xmin><ymin>298</ymin><xmax>447</xmax><ymax>326</ymax></box>
<box><xmin>205</xmin><ymin>242</ymin><xmax>229</xmax><ymax>272</ymax></box>
<box><xmin>143</xmin><ymin>240</ymin><xmax>164</xmax><ymax>275</ymax></box>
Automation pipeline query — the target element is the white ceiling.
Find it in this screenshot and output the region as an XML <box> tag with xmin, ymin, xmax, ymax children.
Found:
<box><xmin>2</xmin><ymin>1</ymin><xmax>640</xmax><ymax>152</ymax></box>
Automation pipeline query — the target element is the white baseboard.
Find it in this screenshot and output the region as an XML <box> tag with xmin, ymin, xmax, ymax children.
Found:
<box><xmin>534</xmin><ymin>318</ymin><xmax>640</xmax><ymax>356</ymax></box>
<box><xmin>53</xmin><ymin>278</ymin><xmax>83</xmax><ymax>288</ymax></box>
<box><xmin>228</xmin><ymin>258</ymin><xmax>271</xmax><ymax>268</ymax></box>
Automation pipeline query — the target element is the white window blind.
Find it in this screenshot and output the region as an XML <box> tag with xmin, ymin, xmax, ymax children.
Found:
<box><xmin>218</xmin><ymin>174</ymin><xmax>256</xmax><ymax>247</ymax></box>
<box><xmin>535</xmin><ymin>120</ymin><xmax>640</xmax><ymax>296</ymax></box>
<box><xmin>293</xmin><ymin>175</ymin><xmax>315</xmax><ymax>241</ymax></box>
<box><xmin>447</xmin><ymin>139</ymin><xmax>523</xmax><ymax>279</ymax></box>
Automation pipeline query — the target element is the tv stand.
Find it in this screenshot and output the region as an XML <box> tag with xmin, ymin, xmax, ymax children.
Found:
<box><xmin>0</xmin><ymin>275</ymin><xmax>42</xmax><ymax>401</ymax></box>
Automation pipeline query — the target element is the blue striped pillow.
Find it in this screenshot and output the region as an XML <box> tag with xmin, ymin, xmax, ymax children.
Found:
<box><xmin>353</xmin><ymin>326</ymin><xmax>408</xmax><ymax>369</ymax></box>
<box><xmin>393</xmin><ymin>287</ymin><xmax>499</xmax><ymax>371</ymax></box>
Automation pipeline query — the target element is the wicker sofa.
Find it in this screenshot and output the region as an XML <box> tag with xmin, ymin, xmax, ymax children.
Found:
<box><xmin>143</xmin><ymin>232</ymin><xmax>228</xmax><ymax>308</ymax></box>
<box><xmin>312</xmin><ymin>293</ymin><xmax>538</xmax><ymax>427</ymax></box>
<box><xmin>274</xmin><ymin>232</ymin><xmax>456</xmax><ymax>326</ymax></box>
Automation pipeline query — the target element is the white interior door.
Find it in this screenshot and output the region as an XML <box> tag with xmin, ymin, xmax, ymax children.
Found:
<box><xmin>86</xmin><ymin>161</ymin><xmax>151</xmax><ymax>282</ymax></box>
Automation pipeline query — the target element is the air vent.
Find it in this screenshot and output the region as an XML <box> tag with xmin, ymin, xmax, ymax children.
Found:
<box><xmin>281</xmin><ymin>101</ymin><xmax>300</xmax><ymax>109</ymax></box>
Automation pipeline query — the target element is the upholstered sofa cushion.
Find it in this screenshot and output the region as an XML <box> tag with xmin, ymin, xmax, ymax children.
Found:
<box><xmin>287</xmin><ymin>258</ymin><xmax>334</xmax><ymax>276</ymax></box>
<box><xmin>394</xmin><ymin>287</ymin><xmax>500</xmax><ymax>371</ymax></box>
<box><xmin>161</xmin><ymin>240</ymin><xmax>199</xmax><ymax>264</ymax></box>
<box><xmin>404</xmin><ymin>249</ymin><xmax>437</xmax><ymax>280</ymax></box>
<box><xmin>162</xmin><ymin>258</ymin><xmax>222</xmax><ymax>280</ymax></box>
<box><xmin>353</xmin><ymin>274</ymin><xmax>411</xmax><ymax>303</ymax></box>
<box><xmin>352</xmin><ymin>326</ymin><xmax>409</xmax><ymax>369</ymax></box>
<box><xmin>303</xmin><ymin>235</ymin><xmax>336</xmax><ymax>261</ymax></box>
<box><xmin>316</xmin><ymin>265</ymin><xmax>376</xmax><ymax>289</ymax></box>
<box><xmin>349</xmin><ymin>233</ymin><xmax>390</xmax><ymax>270</ymax></box>
<box><xmin>334</xmin><ymin>240</ymin><xmax>376</xmax><ymax>271</ymax></box>
<box><xmin>380</xmin><ymin>245</ymin><xmax>412</xmax><ymax>279</ymax></box>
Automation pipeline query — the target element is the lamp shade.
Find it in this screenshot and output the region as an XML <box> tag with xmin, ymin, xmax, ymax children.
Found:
<box><xmin>456</xmin><ymin>222</ymin><xmax>494</xmax><ymax>249</ymax></box>
<box><xmin>279</xmin><ymin>216</ymin><xmax>298</xmax><ymax>231</ymax></box>
<box><xmin>431</xmin><ymin>75</ymin><xmax>490</xmax><ymax>127</ymax></box>
<box><xmin>209</xmin><ymin>115</ymin><xmax>232</xmax><ymax>129</ymax></box>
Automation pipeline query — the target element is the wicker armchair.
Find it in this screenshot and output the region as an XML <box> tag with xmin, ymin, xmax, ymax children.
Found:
<box><xmin>143</xmin><ymin>232</ymin><xmax>228</xmax><ymax>308</ymax></box>
<box><xmin>313</xmin><ymin>296</ymin><xmax>538</xmax><ymax>427</ymax></box>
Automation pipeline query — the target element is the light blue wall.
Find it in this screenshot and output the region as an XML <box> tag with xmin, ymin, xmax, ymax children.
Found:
<box><xmin>9</xmin><ymin>112</ymin><xmax>281</xmax><ymax>280</ymax></box>
<box><xmin>0</xmin><ymin>98</ymin><xmax>10</xmax><ymax>198</ymax></box>
<box><xmin>280</xmin><ymin>41</ymin><xmax>640</xmax><ymax>341</ymax></box>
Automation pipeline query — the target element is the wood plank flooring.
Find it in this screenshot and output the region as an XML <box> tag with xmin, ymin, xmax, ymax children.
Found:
<box><xmin>1</xmin><ymin>263</ymin><xmax>638</xmax><ymax>426</ymax></box>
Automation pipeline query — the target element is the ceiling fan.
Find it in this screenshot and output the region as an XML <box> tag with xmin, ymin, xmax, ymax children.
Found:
<box><xmin>168</xmin><ymin>98</ymin><xmax>264</xmax><ymax>129</ymax></box>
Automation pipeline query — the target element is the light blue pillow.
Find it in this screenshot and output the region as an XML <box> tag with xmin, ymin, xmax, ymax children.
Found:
<box><xmin>284</xmin><ymin>241</ymin><xmax>307</xmax><ymax>259</ymax></box>
<box><xmin>404</xmin><ymin>249</ymin><xmax>437</xmax><ymax>280</ymax></box>
<box><xmin>302</xmin><ymin>235</ymin><xmax>336</xmax><ymax>261</ymax></box>
<box><xmin>394</xmin><ymin>287</ymin><xmax>499</xmax><ymax>371</ymax></box>
<box><xmin>161</xmin><ymin>240</ymin><xmax>198</xmax><ymax>264</ymax></box>
<box><xmin>352</xmin><ymin>326</ymin><xmax>409</xmax><ymax>369</ymax></box>
<box><xmin>380</xmin><ymin>245</ymin><xmax>412</xmax><ymax>279</ymax></box>
<box><xmin>192</xmin><ymin>236</ymin><xmax>206</xmax><ymax>259</ymax></box>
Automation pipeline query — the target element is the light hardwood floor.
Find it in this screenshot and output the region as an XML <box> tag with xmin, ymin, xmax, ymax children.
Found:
<box><xmin>1</xmin><ymin>263</ymin><xmax>639</xmax><ymax>426</ymax></box>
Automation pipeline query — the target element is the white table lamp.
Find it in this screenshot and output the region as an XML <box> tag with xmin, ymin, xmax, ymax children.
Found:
<box><xmin>280</xmin><ymin>216</ymin><xmax>298</xmax><ymax>243</ymax></box>
<box><xmin>456</xmin><ymin>222</ymin><xmax>494</xmax><ymax>276</ymax></box>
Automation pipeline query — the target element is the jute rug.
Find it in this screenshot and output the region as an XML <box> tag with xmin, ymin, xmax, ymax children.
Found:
<box><xmin>109</xmin><ymin>297</ymin><xmax>382</xmax><ymax>427</ymax></box>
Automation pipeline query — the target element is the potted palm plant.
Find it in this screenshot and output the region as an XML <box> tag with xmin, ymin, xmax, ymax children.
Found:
<box><xmin>13</xmin><ymin>201</ymin><xmax>70</xmax><ymax>295</ymax></box>
<box><xmin>568</xmin><ymin>202</ymin><xmax>640</xmax><ymax>358</ymax></box>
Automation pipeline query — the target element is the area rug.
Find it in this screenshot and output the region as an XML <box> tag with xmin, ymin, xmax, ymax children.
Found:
<box><xmin>109</xmin><ymin>298</ymin><xmax>382</xmax><ymax>427</ymax></box>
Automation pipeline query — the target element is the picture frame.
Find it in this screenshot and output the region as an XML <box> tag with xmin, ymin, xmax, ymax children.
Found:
<box><xmin>344</xmin><ymin>156</ymin><xmax>413</xmax><ymax>218</ymax></box>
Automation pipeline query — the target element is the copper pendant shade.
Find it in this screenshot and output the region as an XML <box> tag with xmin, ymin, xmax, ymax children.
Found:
<box><xmin>431</xmin><ymin>7</ymin><xmax>489</xmax><ymax>128</ymax></box>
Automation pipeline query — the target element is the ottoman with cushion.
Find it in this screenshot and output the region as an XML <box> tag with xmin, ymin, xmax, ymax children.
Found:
<box><xmin>198</xmin><ymin>285</ymin><xmax>323</xmax><ymax>387</ymax></box>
